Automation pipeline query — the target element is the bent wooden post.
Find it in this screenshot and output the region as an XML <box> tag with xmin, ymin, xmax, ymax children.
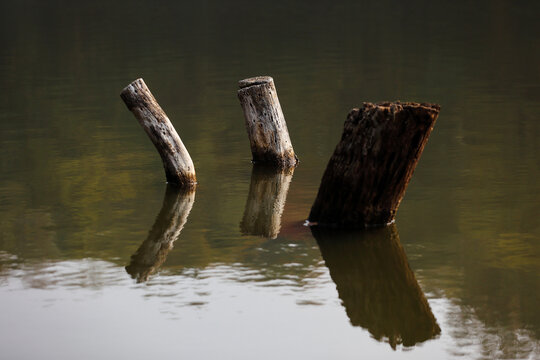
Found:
<box><xmin>312</xmin><ymin>225</ymin><xmax>440</xmax><ymax>349</ymax></box>
<box><xmin>121</xmin><ymin>78</ymin><xmax>196</xmax><ymax>187</ymax></box>
<box><xmin>126</xmin><ymin>185</ymin><xmax>196</xmax><ymax>283</ymax></box>
<box><xmin>237</xmin><ymin>76</ymin><xmax>298</xmax><ymax>168</ymax></box>
<box><xmin>309</xmin><ymin>102</ymin><xmax>440</xmax><ymax>228</ymax></box>
<box><xmin>240</xmin><ymin>165</ymin><xmax>294</xmax><ymax>239</ymax></box>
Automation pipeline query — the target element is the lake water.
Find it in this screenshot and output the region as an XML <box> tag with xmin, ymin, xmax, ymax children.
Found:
<box><xmin>1</xmin><ymin>1</ymin><xmax>539</xmax><ymax>359</ymax></box>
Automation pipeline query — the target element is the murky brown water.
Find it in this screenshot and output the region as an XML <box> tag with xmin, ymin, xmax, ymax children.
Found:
<box><xmin>1</xmin><ymin>1</ymin><xmax>539</xmax><ymax>359</ymax></box>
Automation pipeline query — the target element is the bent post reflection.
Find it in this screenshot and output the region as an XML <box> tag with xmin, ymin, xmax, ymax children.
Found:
<box><xmin>312</xmin><ymin>224</ymin><xmax>441</xmax><ymax>349</ymax></box>
<box><xmin>126</xmin><ymin>185</ymin><xmax>196</xmax><ymax>282</ymax></box>
<box><xmin>240</xmin><ymin>164</ymin><xmax>294</xmax><ymax>239</ymax></box>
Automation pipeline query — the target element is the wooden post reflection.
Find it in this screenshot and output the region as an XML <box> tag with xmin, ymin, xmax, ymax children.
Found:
<box><xmin>126</xmin><ymin>185</ymin><xmax>195</xmax><ymax>282</ymax></box>
<box><xmin>240</xmin><ymin>164</ymin><xmax>294</xmax><ymax>239</ymax></box>
<box><xmin>311</xmin><ymin>224</ymin><xmax>441</xmax><ymax>349</ymax></box>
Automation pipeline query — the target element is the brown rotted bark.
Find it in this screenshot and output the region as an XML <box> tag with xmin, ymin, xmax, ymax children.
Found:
<box><xmin>238</xmin><ymin>76</ymin><xmax>298</xmax><ymax>168</ymax></box>
<box><xmin>309</xmin><ymin>102</ymin><xmax>440</xmax><ymax>228</ymax></box>
<box><xmin>121</xmin><ymin>78</ymin><xmax>196</xmax><ymax>187</ymax></box>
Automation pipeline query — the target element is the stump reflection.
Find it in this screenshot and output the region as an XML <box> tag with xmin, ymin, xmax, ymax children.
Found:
<box><xmin>126</xmin><ymin>185</ymin><xmax>196</xmax><ymax>282</ymax></box>
<box><xmin>240</xmin><ymin>164</ymin><xmax>294</xmax><ymax>239</ymax></box>
<box><xmin>312</xmin><ymin>225</ymin><xmax>441</xmax><ymax>349</ymax></box>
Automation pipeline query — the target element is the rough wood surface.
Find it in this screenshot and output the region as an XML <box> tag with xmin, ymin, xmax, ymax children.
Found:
<box><xmin>240</xmin><ymin>165</ymin><xmax>294</xmax><ymax>239</ymax></box>
<box><xmin>238</xmin><ymin>76</ymin><xmax>297</xmax><ymax>168</ymax></box>
<box><xmin>309</xmin><ymin>102</ymin><xmax>440</xmax><ymax>228</ymax></box>
<box><xmin>121</xmin><ymin>78</ymin><xmax>196</xmax><ymax>187</ymax></box>
<box><xmin>126</xmin><ymin>186</ymin><xmax>195</xmax><ymax>282</ymax></box>
<box><xmin>312</xmin><ymin>225</ymin><xmax>440</xmax><ymax>349</ymax></box>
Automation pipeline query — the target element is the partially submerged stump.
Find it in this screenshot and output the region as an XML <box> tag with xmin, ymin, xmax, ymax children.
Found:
<box><xmin>126</xmin><ymin>185</ymin><xmax>196</xmax><ymax>283</ymax></box>
<box><xmin>309</xmin><ymin>102</ymin><xmax>440</xmax><ymax>228</ymax></box>
<box><xmin>238</xmin><ymin>76</ymin><xmax>298</xmax><ymax>168</ymax></box>
<box><xmin>121</xmin><ymin>78</ymin><xmax>196</xmax><ymax>187</ymax></box>
<box><xmin>240</xmin><ymin>165</ymin><xmax>294</xmax><ymax>239</ymax></box>
<box><xmin>312</xmin><ymin>225</ymin><xmax>440</xmax><ymax>349</ymax></box>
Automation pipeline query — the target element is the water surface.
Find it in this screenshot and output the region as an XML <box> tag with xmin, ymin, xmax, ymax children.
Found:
<box><xmin>0</xmin><ymin>1</ymin><xmax>539</xmax><ymax>359</ymax></box>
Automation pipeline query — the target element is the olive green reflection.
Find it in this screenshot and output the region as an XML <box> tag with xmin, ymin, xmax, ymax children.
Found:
<box><xmin>312</xmin><ymin>225</ymin><xmax>440</xmax><ymax>349</ymax></box>
<box><xmin>240</xmin><ymin>165</ymin><xmax>294</xmax><ymax>239</ymax></box>
<box><xmin>126</xmin><ymin>185</ymin><xmax>196</xmax><ymax>283</ymax></box>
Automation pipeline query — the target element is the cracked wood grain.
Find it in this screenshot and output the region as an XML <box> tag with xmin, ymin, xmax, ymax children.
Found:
<box><xmin>121</xmin><ymin>78</ymin><xmax>196</xmax><ymax>187</ymax></box>
<box><xmin>238</xmin><ymin>76</ymin><xmax>297</xmax><ymax>168</ymax></box>
<box><xmin>309</xmin><ymin>101</ymin><xmax>440</xmax><ymax>228</ymax></box>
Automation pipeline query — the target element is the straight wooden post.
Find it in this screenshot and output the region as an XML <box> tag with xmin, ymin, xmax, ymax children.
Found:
<box><xmin>237</xmin><ymin>76</ymin><xmax>298</xmax><ymax>168</ymax></box>
<box><xmin>121</xmin><ymin>78</ymin><xmax>196</xmax><ymax>187</ymax></box>
<box><xmin>240</xmin><ymin>165</ymin><xmax>294</xmax><ymax>239</ymax></box>
<box><xmin>309</xmin><ymin>102</ymin><xmax>440</xmax><ymax>228</ymax></box>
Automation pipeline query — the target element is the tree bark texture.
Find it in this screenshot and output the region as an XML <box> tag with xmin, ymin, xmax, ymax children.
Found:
<box><xmin>312</xmin><ymin>225</ymin><xmax>440</xmax><ymax>349</ymax></box>
<box><xmin>238</xmin><ymin>76</ymin><xmax>297</xmax><ymax>168</ymax></box>
<box><xmin>309</xmin><ymin>102</ymin><xmax>440</xmax><ymax>228</ymax></box>
<box><xmin>240</xmin><ymin>165</ymin><xmax>294</xmax><ymax>239</ymax></box>
<box><xmin>121</xmin><ymin>78</ymin><xmax>196</xmax><ymax>187</ymax></box>
<box><xmin>125</xmin><ymin>185</ymin><xmax>195</xmax><ymax>282</ymax></box>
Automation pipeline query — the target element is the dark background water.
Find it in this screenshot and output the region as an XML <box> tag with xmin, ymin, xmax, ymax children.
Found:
<box><xmin>0</xmin><ymin>1</ymin><xmax>539</xmax><ymax>359</ymax></box>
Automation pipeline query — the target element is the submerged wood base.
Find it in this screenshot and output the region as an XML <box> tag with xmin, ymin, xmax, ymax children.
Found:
<box><xmin>309</xmin><ymin>102</ymin><xmax>440</xmax><ymax>228</ymax></box>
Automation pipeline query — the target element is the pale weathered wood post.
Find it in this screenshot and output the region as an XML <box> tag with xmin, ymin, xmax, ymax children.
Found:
<box><xmin>126</xmin><ymin>185</ymin><xmax>196</xmax><ymax>282</ymax></box>
<box><xmin>240</xmin><ymin>165</ymin><xmax>295</xmax><ymax>239</ymax></box>
<box><xmin>309</xmin><ymin>102</ymin><xmax>440</xmax><ymax>228</ymax></box>
<box><xmin>121</xmin><ymin>78</ymin><xmax>196</xmax><ymax>187</ymax></box>
<box><xmin>237</xmin><ymin>76</ymin><xmax>298</xmax><ymax>168</ymax></box>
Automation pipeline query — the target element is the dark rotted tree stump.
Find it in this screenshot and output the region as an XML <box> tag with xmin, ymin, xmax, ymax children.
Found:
<box><xmin>126</xmin><ymin>185</ymin><xmax>195</xmax><ymax>283</ymax></box>
<box><xmin>237</xmin><ymin>76</ymin><xmax>298</xmax><ymax>168</ymax></box>
<box><xmin>309</xmin><ymin>102</ymin><xmax>440</xmax><ymax>228</ymax></box>
<box><xmin>312</xmin><ymin>225</ymin><xmax>441</xmax><ymax>349</ymax></box>
<box><xmin>121</xmin><ymin>78</ymin><xmax>197</xmax><ymax>188</ymax></box>
<box><xmin>240</xmin><ymin>165</ymin><xmax>295</xmax><ymax>239</ymax></box>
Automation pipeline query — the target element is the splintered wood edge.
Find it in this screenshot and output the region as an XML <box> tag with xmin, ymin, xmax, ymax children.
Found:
<box><xmin>238</xmin><ymin>76</ymin><xmax>274</xmax><ymax>89</ymax></box>
<box><xmin>121</xmin><ymin>78</ymin><xmax>146</xmax><ymax>94</ymax></box>
<box><xmin>360</xmin><ymin>101</ymin><xmax>441</xmax><ymax>114</ymax></box>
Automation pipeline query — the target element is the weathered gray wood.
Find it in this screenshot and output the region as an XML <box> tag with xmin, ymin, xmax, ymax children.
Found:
<box><xmin>240</xmin><ymin>165</ymin><xmax>294</xmax><ymax>239</ymax></box>
<box><xmin>309</xmin><ymin>102</ymin><xmax>440</xmax><ymax>228</ymax></box>
<box><xmin>121</xmin><ymin>78</ymin><xmax>196</xmax><ymax>187</ymax></box>
<box><xmin>312</xmin><ymin>225</ymin><xmax>440</xmax><ymax>349</ymax></box>
<box><xmin>126</xmin><ymin>186</ymin><xmax>195</xmax><ymax>282</ymax></box>
<box><xmin>238</xmin><ymin>76</ymin><xmax>298</xmax><ymax>168</ymax></box>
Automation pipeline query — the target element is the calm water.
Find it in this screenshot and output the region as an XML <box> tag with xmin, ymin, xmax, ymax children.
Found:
<box><xmin>1</xmin><ymin>1</ymin><xmax>539</xmax><ymax>359</ymax></box>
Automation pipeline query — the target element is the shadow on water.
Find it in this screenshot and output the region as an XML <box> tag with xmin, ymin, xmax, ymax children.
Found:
<box><xmin>240</xmin><ymin>164</ymin><xmax>294</xmax><ymax>239</ymax></box>
<box><xmin>311</xmin><ymin>224</ymin><xmax>441</xmax><ymax>349</ymax></box>
<box><xmin>126</xmin><ymin>185</ymin><xmax>196</xmax><ymax>283</ymax></box>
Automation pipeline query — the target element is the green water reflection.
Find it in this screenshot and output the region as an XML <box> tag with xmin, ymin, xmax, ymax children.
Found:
<box><xmin>240</xmin><ymin>164</ymin><xmax>294</xmax><ymax>239</ymax></box>
<box><xmin>313</xmin><ymin>225</ymin><xmax>441</xmax><ymax>349</ymax></box>
<box><xmin>126</xmin><ymin>185</ymin><xmax>196</xmax><ymax>283</ymax></box>
<box><xmin>0</xmin><ymin>0</ymin><xmax>539</xmax><ymax>359</ymax></box>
